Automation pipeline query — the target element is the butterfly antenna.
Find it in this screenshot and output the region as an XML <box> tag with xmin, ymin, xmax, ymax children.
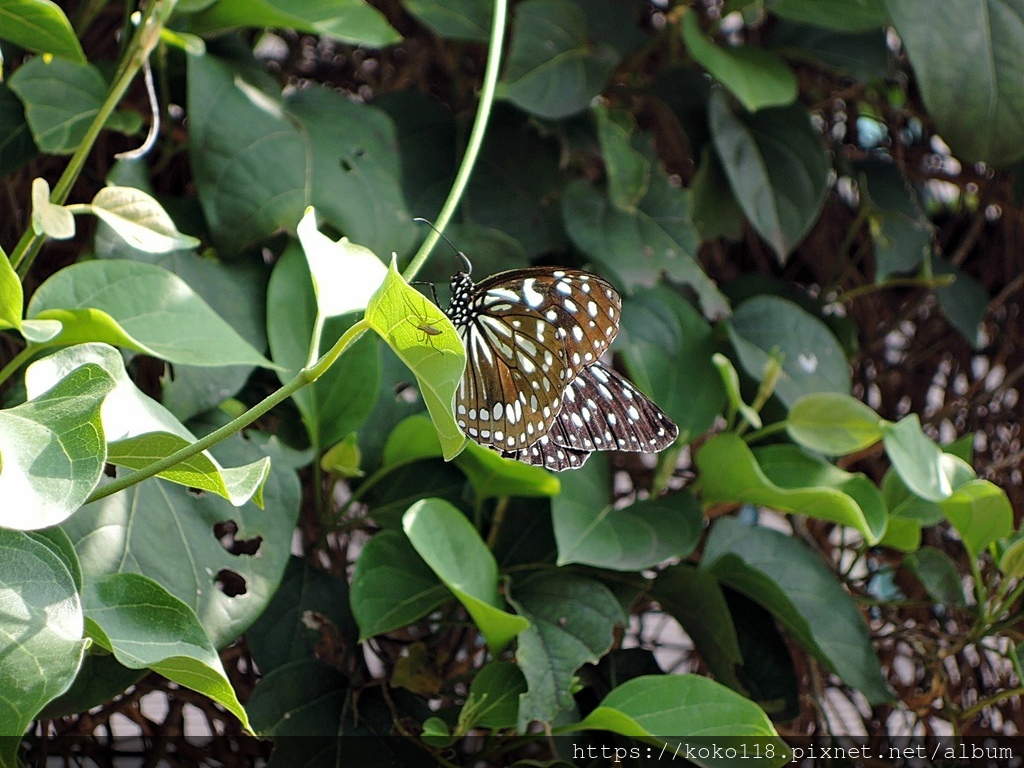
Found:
<box><xmin>413</xmin><ymin>217</ymin><xmax>473</xmax><ymax>275</ymax></box>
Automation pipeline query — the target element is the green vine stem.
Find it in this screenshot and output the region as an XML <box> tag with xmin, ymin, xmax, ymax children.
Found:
<box><xmin>402</xmin><ymin>0</ymin><xmax>509</xmax><ymax>281</ymax></box>
<box><xmin>9</xmin><ymin>0</ymin><xmax>179</xmax><ymax>278</ymax></box>
<box><xmin>84</xmin><ymin>319</ymin><xmax>370</xmax><ymax>505</ymax></box>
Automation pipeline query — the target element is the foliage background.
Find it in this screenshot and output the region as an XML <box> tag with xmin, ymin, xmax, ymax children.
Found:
<box><xmin>1</xmin><ymin>0</ymin><xmax>1023</xmax><ymax>764</ymax></box>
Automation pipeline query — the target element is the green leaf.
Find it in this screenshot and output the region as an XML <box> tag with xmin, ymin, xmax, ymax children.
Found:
<box><xmin>188</xmin><ymin>55</ymin><xmax>415</xmax><ymax>257</ymax></box>
<box><xmin>496</xmin><ymin>0</ymin><xmax>618</xmax><ymax>120</ymax></box>
<box><xmin>998</xmin><ymin>538</ymin><xmax>1024</xmax><ymax>579</ymax></box>
<box><xmin>0</xmin><ymin>0</ymin><xmax>86</xmax><ymax>60</ymax></box>
<box><xmin>296</xmin><ymin>207</ymin><xmax>387</xmax><ymax>319</ymax></box>
<box><xmin>703</xmin><ymin>517</ymin><xmax>891</xmax><ymax>705</ymax></box>
<box><xmin>351</xmin><ymin>529</ymin><xmax>451</xmax><ymax>639</ymax></box>
<box><xmin>727</xmin><ymin>295</ymin><xmax>851</xmax><ymax>408</ymax></box>
<box><xmin>934</xmin><ymin>255</ymin><xmax>990</xmax><ymax>349</ymax></box>
<box><xmin>553</xmin><ymin>453</ymin><xmax>701</xmax><ymax>571</ymax></box>
<box><xmin>28</xmin><ymin>259</ymin><xmax>274</xmax><ymax>367</ymax></box>
<box><xmin>904</xmin><ymin>547</ymin><xmax>966</xmax><ymax>607</ymax></box>
<box><xmin>713</xmin><ymin>352</ymin><xmax>762</xmax><ymax>429</ymax></box>
<box><xmin>940</xmin><ymin>479</ymin><xmax>1013</xmax><ymax>560</ymax></box>
<box><xmin>787</xmin><ymin>393</ymin><xmax>882</xmax><ymax>455</ymax></box>
<box><xmin>83</xmin><ymin>573</ymin><xmax>251</xmax><ymax>732</ymax></box>
<box><xmin>405</xmin><ymin>0</ymin><xmax>491</xmax><ymax>41</ymax></box>
<box><xmin>456</xmin><ymin>445</ymin><xmax>560</xmax><ymax>501</ymax></box>
<box><xmin>575</xmin><ymin>675</ymin><xmax>787</xmax><ymax>763</ymax></box>
<box><xmin>708</xmin><ymin>91</ymin><xmax>829</xmax><ymax>261</ymax></box>
<box><xmin>82</xmin><ymin>186</ymin><xmax>200</xmax><ymax>254</ymax></box>
<box><xmin>267</xmin><ymin>245</ymin><xmax>380</xmax><ymax>451</ymax></box>
<box><xmin>245</xmin><ymin>556</ymin><xmax>354</xmax><ymax>675</ymax></box>
<box><xmin>593</xmin><ymin>104</ymin><xmax>650</xmax><ymax>212</ymax></box>
<box><xmin>508</xmin><ymin>571</ymin><xmax>625</xmax><ymax>730</ymax></box>
<box><xmin>754</xmin><ymin>444</ymin><xmax>888</xmax><ymax>544</ymax></box>
<box><xmin>31</xmin><ymin>176</ymin><xmax>74</xmax><ymax>239</ymax></box>
<box><xmin>0</xmin><ymin>82</ymin><xmax>39</xmax><ymax>177</ymax></box>
<box><xmin>321</xmin><ymin>433</ymin><xmax>364</xmax><ymax>478</ymax></box>
<box><xmin>619</xmin><ymin>286</ymin><xmax>726</xmax><ymax>440</ymax></box>
<box><xmin>26</xmin><ymin>344</ymin><xmax>269</xmax><ymax>507</ymax></box>
<box><xmin>682</xmin><ymin>12</ymin><xmax>797</xmax><ymax>112</ymax></box>
<box><xmin>0</xmin><ymin>248</ymin><xmax>23</xmax><ymax>332</ymax></box>
<box><xmin>885</xmin><ymin>0</ymin><xmax>1024</xmax><ymax>165</ymax></box>
<box><xmin>366</xmin><ymin>260</ymin><xmax>467</xmax><ymax>461</ymax></box>
<box><xmin>562</xmin><ymin>174</ymin><xmax>728</xmax><ymax>316</ymax></box>
<box><xmin>458</xmin><ymin>660</ymin><xmax>527</xmax><ymax>732</ymax></box>
<box><xmin>881</xmin><ymin>415</ymin><xmax>951</xmax><ymax>502</ymax></box>
<box><xmin>0</xmin><ymin>529</ymin><xmax>86</xmax><ymax>742</ymax></box>
<box><xmin>246</xmin><ymin>658</ymin><xmax>345</xmax><ymax>741</ymax></box>
<box><xmin>186</xmin><ymin>0</ymin><xmax>400</xmax><ymax>47</ymax></box>
<box><xmin>768</xmin><ymin>22</ymin><xmax>890</xmax><ymax>83</ymax></box>
<box><xmin>691</xmin><ymin>144</ymin><xmax>745</xmax><ymax>241</ymax></box>
<box><xmin>0</xmin><ymin>362</ymin><xmax>113</xmax><ymax>530</ymax></box>
<box><xmin>767</xmin><ymin>0</ymin><xmax>888</xmax><ymax>31</ymax></box>
<box><xmin>651</xmin><ymin>564</ymin><xmax>747</xmax><ymax>694</ymax></box>
<box><xmin>697</xmin><ymin>434</ymin><xmax>882</xmax><ymax>545</ymax></box>
<box><xmin>858</xmin><ymin>159</ymin><xmax>933</xmax><ymax>280</ymax></box>
<box><xmin>7</xmin><ymin>57</ymin><xmax>111</xmax><ymax>154</ymax></box>
<box><xmin>403</xmin><ymin>499</ymin><xmax>529</xmax><ymax>653</ymax></box>
<box><xmin>62</xmin><ymin>431</ymin><xmax>301</xmax><ymax>649</ymax></box>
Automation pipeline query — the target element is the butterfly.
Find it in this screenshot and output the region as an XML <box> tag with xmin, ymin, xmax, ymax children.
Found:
<box><xmin>442</xmin><ymin>263</ymin><xmax>678</xmax><ymax>471</ymax></box>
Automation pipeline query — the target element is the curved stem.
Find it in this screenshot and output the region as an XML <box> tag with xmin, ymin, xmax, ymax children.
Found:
<box><xmin>402</xmin><ymin>0</ymin><xmax>509</xmax><ymax>281</ymax></box>
<box><xmin>84</xmin><ymin>319</ymin><xmax>370</xmax><ymax>505</ymax></box>
<box><xmin>11</xmin><ymin>0</ymin><xmax>178</xmax><ymax>277</ymax></box>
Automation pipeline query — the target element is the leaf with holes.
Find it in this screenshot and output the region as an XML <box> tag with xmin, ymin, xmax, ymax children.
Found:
<box><xmin>188</xmin><ymin>55</ymin><xmax>415</xmax><ymax>257</ymax></box>
<box><xmin>61</xmin><ymin>431</ymin><xmax>301</xmax><ymax>649</ymax></box>
<box><xmin>0</xmin><ymin>530</ymin><xmax>86</xmax><ymax>753</ymax></box>
<box><xmin>83</xmin><ymin>572</ymin><xmax>251</xmax><ymax>731</ymax></box>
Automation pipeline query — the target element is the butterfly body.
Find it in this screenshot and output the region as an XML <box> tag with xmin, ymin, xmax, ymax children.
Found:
<box><xmin>442</xmin><ymin>265</ymin><xmax>678</xmax><ymax>471</ymax></box>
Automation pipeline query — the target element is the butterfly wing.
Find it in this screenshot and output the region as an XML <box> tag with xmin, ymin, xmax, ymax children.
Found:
<box><xmin>501</xmin><ymin>434</ymin><xmax>592</xmax><ymax>471</ymax></box>
<box><xmin>546</xmin><ymin>363</ymin><xmax>678</xmax><ymax>453</ymax></box>
<box><xmin>449</xmin><ymin>268</ymin><xmax>621</xmax><ymax>453</ymax></box>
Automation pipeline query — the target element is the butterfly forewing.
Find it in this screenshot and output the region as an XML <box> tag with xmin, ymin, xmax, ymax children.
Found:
<box><xmin>447</xmin><ymin>267</ymin><xmax>621</xmax><ymax>452</ymax></box>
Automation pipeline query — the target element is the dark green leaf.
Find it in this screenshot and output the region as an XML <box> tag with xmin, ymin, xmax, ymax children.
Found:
<box><xmin>186</xmin><ymin>0</ymin><xmax>400</xmax><ymax>47</ymax></box>
<box><xmin>497</xmin><ymin>0</ymin><xmax>618</xmax><ymax>120</ymax></box>
<box><xmin>682</xmin><ymin>11</ymin><xmax>797</xmax><ymax>111</ymax></box>
<box><xmin>767</xmin><ymin>0</ymin><xmax>888</xmax><ymax>31</ymax></box>
<box><xmin>405</xmin><ymin>0</ymin><xmax>491</xmax><ymax>41</ymax></box>
<box><xmin>554</xmin><ymin>453</ymin><xmax>701</xmax><ymax>571</ymax></box>
<box><xmin>351</xmin><ymin>530</ymin><xmax>450</xmax><ymax>639</ymax></box>
<box><xmin>703</xmin><ymin>517</ymin><xmax>891</xmax><ymax>705</ymax></box>
<box><xmin>885</xmin><ymin>0</ymin><xmax>1024</xmax><ymax>164</ymax></box>
<box><xmin>904</xmin><ymin>547</ymin><xmax>966</xmax><ymax>607</ymax></box>
<box><xmin>0</xmin><ymin>0</ymin><xmax>86</xmax><ymax>61</ymax></box>
<box><xmin>708</xmin><ymin>91</ymin><xmax>829</xmax><ymax>261</ymax></box>
<box><xmin>8</xmin><ymin>57</ymin><xmax>107</xmax><ymax>154</ymax></box>
<box><xmin>594</xmin><ymin>104</ymin><xmax>650</xmax><ymax>212</ymax></box>
<box><xmin>0</xmin><ymin>83</ymin><xmax>38</xmax><ymax>176</ymax></box>
<box><xmin>509</xmin><ymin>571</ymin><xmax>625</xmax><ymax>730</ymax></box>
<box><xmin>727</xmin><ymin>295</ymin><xmax>851</xmax><ymax>407</ymax></box>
